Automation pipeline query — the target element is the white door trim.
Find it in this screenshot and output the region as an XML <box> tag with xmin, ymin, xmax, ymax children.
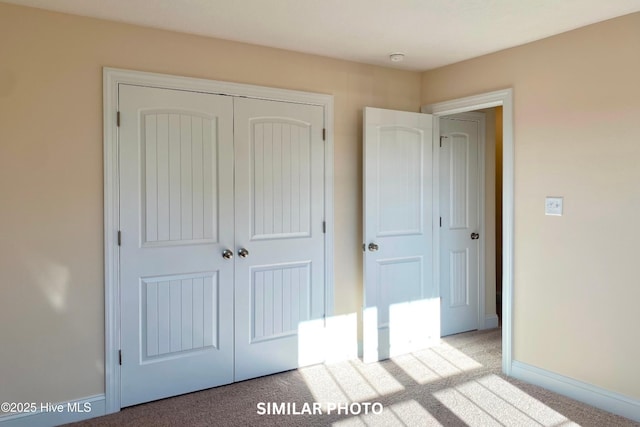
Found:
<box><xmin>422</xmin><ymin>88</ymin><xmax>514</xmax><ymax>376</ymax></box>
<box><xmin>103</xmin><ymin>67</ymin><xmax>334</xmax><ymax>414</ymax></box>
<box><xmin>439</xmin><ymin>112</ymin><xmax>486</xmax><ymax>334</ymax></box>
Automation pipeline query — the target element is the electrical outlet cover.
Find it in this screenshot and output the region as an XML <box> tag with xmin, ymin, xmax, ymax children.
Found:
<box><xmin>545</xmin><ymin>197</ymin><xmax>563</xmax><ymax>216</ymax></box>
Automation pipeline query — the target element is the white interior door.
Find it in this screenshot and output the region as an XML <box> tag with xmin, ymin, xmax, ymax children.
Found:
<box><xmin>233</xmin><ymin>97</ymin><xmax>326</xmax><ymax>380</ymax></box>
<box><xmin>363</xmin><ymin>107</ymin><xmax>438</xmax><ymax>363</ymax></box>
<box><xmin>119</xmin><ymin>85</ymin><xmax>235</xmax><ymax>407</ymax></box>
<box><xmin>439</xmin><ymin>114</ymin><xmax>481</xmax><ymax>336</ymax></box>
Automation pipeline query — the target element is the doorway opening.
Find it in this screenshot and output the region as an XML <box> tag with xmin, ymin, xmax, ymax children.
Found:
<box><xmin>423</xmin><ymin>88</ymin><xmax>514</xmax><ymax>375</ymax></box>
<box><xmin>438</xmin><ymin>108</ymin><xmax>502</xmax><ymax>337</ymax></box>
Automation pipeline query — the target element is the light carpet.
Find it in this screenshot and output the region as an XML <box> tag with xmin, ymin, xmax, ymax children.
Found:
<box><xmin>69</xmin><ymin>329</ymin><xmax>638</xmax><ymax>426</ymax></box>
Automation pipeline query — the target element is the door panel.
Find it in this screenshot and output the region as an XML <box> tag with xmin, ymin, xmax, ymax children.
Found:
<box><xmin>440</xmin><ymin>116</ymin><xmax>480</xmax><ymax>336</ymax></box>
<box><xmin>119</xmin><ymin>85</ymin><xmax>234</xmax><ymax>407</ymax></box>
<box><xmin>141</xmin><ymin>273</ymin><xmax>218</xmax><ymax>357</ymax></box>
<box><xmin>448</xmin><ymin>133</ymin><xmax>470</xmax><ymax>229</ymax></box>
<box><xmin>377</xmin><ymin>127</ymin><xmax>424</xmax><ymax>235</ymax></box>
<box><xmin>234</xmin><ymin>97</ymin><xmax>325</xmax><ymax>380</ymax></box>
<box><xmin>141</xmin><ymin>112</ymin><xmax>218</xmax><ymax>245</ymax></box>
<box><xmin>249</xmin><ymin>118</ymin><xmax>312</xmax><ymax>239</ymax></box>
<box><xmin>251</xmin><ymin>263</ymin><xmax>311</xmax><ymax>342</ymax></box>
<box><xmin>363</xmin><ymin>107</ymin><xmax>438</xmax><ymax>363</ymax></box>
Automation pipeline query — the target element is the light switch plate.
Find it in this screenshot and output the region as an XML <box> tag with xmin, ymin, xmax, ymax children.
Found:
<box><xmin>545</xmin><ymin>197</ymin><xmax>563</xmax><ymax>216</ymax></box>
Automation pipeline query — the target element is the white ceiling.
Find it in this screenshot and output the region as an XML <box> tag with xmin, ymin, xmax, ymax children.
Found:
<box><xmin>4</xmin><ymin>0</ymin><xmax>640</xmax><ymax>70</ymax></box>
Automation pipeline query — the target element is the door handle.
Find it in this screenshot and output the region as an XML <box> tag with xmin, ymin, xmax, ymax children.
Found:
<box><xmin>222</xmin><ymin>249</ymin><xmax>234</xmax><ymax>260</ymax></box>
<box><xmin>368</xmin><ymin>242</ymin><xmax>379</xmax><ymax>252</ymax></box>
<box><xmin>471</xmin><ymin>232</ymin><xmax>480</xmax><ymax>240</ymax></box>
<box><xmin>238</xmin><ymin>248</ymin><xmax>249</xmax><ymax>258</ymax></box>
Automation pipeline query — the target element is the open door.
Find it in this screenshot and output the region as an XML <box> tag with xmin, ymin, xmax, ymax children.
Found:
<box><xmin>363</xmin><ymin>107</ymin><xmax>439</xmax><ymax>363</ymax></box>
<box><xmin>439</xmin><ymin>114</ymin><xmax>482</xmax><ymax>336</ymax></box>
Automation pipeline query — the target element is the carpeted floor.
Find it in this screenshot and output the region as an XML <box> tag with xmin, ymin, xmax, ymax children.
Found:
<box><xmin>69</xmin><ymin>329</ymin><xmax>638</xmax><ymax>426</ymax></box>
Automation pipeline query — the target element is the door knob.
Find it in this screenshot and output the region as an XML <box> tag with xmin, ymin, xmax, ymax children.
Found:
<box><xmin>222</xmin><ymin>249</ymin><xmax>233</xmax><ymax>260</ymax></box>
<box><xmin>368</xmin><ymin>242</ymin><xmax>379</xmax><ymax>252</ymax></box>
<box><xmin>471</xmin><ymin>232</ymin><xmax>480</xmax><ymax>240</ymax></box>
<box><xmin>238</xmin><ymin>248</ymin><xmax>249</xmax><ymax>258</ymax></box>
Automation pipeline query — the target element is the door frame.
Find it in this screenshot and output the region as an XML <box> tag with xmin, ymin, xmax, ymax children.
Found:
<box><xmin>438</xmin><ymin>111</ymin><xmax>487</xmax><ymax>334</ymax></box>
<box><xmin>103</xmin><ymin>67</ymin><xmax>335</xmax><ymax>414</ymax></box>
<box><xmin>422</xmin><ymin>88</ymin><xmax>514</xmax><ymax>376</ymax></box>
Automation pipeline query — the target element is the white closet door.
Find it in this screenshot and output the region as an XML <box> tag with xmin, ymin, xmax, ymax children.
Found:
<box><xmin>119</xmin><ymin>85</ymin><xmax>234</xmax><ymax>407</ymax></box>
<box><xmin>233</xmin><ymin>97</ymin><xmax>326</xmax><ymax>380</ymax></box>
<box><xmin>362</xmin><ymin>107</ymin><xmax>438</xmax><ymax>363</ymax></box>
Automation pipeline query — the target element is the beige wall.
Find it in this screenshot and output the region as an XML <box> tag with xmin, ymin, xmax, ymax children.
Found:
<box><xmin>423</xmin><ymin>13</ymin><xmax>640</xmax><ymax>399</ymax></box>
<box><xmin>0</xmin><ymin>3</ymin><xmax>422</xmax><ymax>404</ymax></box>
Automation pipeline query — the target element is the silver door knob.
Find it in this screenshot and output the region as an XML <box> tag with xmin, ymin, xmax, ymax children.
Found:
<box><xmin>471</xmin><ymin>233</ymin><xmax>480</xmax><ymax>240</ymax></box>
<box><xmin>222</xmin><ymin>249</ymin><xmax>233</xmax><ymax>260</ymax></box>
<box><xmin>368</xmin><ymin>242</ymin><xmax>379</xmax><ymax>252</ymax></box>
<box><xmin>238</xmin><ymin>248</ymin><xmax>249</xmax><ymax>258</ymax></box>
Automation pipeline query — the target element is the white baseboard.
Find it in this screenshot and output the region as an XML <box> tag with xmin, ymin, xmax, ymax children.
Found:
<box><xmin>0</xmin><ymin>394</ymin><xmax>105</xmax><ymax>427</ymax></box>
<box><xmin>483</xmin><ymin>314</ymin><xmax>499</xmax><ymax>329</ymax></box>
<box><xmin>511</xmin><ymin>361</ymin><xmax>640</xmax><ymax>423</ymax></box>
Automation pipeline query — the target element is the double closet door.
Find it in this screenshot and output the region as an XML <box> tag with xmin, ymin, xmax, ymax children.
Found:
<box><xmin>118</xmin><ymin>85</ymin><xmax>326</xmax><ymax>407</ymax></box>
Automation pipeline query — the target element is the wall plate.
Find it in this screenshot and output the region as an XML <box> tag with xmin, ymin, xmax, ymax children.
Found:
<box><xmin>545</xmin><ymin>197</ymin><xmax>563</xmax><ymax>216</ymax></box>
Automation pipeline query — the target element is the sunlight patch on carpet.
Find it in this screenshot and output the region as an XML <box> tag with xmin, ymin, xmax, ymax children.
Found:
<box><xmin>349</xmin><ymin>359</ymin><xmax>404</xmax><ymax>396</ymax></box>
<box><xmin>300</xmin><ymin>357</ymin><xmax>405</xmax><ymax>409</ymax></box>
<box><xmin>324</xmin><ymin>362</ymin><xmax>380</xmax><ymax>401</ymax></box>
<box><xmin>391</xmin><ymin>352</ymin><xmax>443</xmax><ymax>384</ymax></box>
<box><xmin>299</xmin><ymin>364</ymin><xmax>350</xmax><ymax>410</ymax></box>
<box><xmin>392</xmin><ymin>341</ymin><xmax>483</xmax><ymax>383</ymax></box>
<box><xmin>434</xmin><ymin>374</ymin><xmax>574</xmax><ymax>427</ymax></box>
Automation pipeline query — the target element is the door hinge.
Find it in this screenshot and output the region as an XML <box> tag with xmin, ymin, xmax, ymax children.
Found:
<box><xmin>119</xmin><ymin>350</ymin><xmax>122</xmax><ymax>365</ymax></box>
<box><xmin>322</xmin><ymin>128</ymin><xmax>326</xmax><ymax>141</ymax></box>
<box><xmin>439</xmin><ymin>135</ymin><xmax>448</xmax><ymax>147</ymax></box>
<box><xmin>117</xmin><ymin>230</ymin><xmax>122</xmax><ymax>246</ymax></box>
<box><xmin>440</xmin><ymin>217</ymin><xmax>442</xmax><ymax>227</ymax></box>
<box><xmin>117</xmin><ymin>111</ymin><xmax>120</xmax><ymax>127</ymax></box>
<box><xmin>322</xmin><ymin>221</ymin><xmax>326</xmax><ymax>233</ymax></box>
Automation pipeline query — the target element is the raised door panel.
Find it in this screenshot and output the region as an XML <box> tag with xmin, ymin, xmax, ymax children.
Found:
<box><xmin>377</xmin><ymin>127</ymin><xmax>424</xmax><ymax>236</ymax></box>
<box><xmin>448</xmin><ymin>133</ymin><xmax>470</xmax><ymax>230</ymax></box>
<box><xmin>251</xmin><ymin>119</ymin><xmax>312</xmax><ymax>239</ymax></box>
<box><xmin>251</xmin><ymin>263</ymin><xmax>310</xmax><ymax>342</ymax></box>
<box><xmin>376</xmin><ymin>258</ymin><xmax>423</xmax><ymax>328</ymax></box>
<box><xmin>142</xmin><ymin>272</ymin><xmax>218</xmax><ymax>360</ymax></box>
<box><xmin>448</xmin><ymin>249</ymin><xmax>469</xmax><ymax>308</ymax></box>
<box><xmin>141</xmin><ymin>112</ymin><xmax>218</xmax><ymax>246</ymax></box>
